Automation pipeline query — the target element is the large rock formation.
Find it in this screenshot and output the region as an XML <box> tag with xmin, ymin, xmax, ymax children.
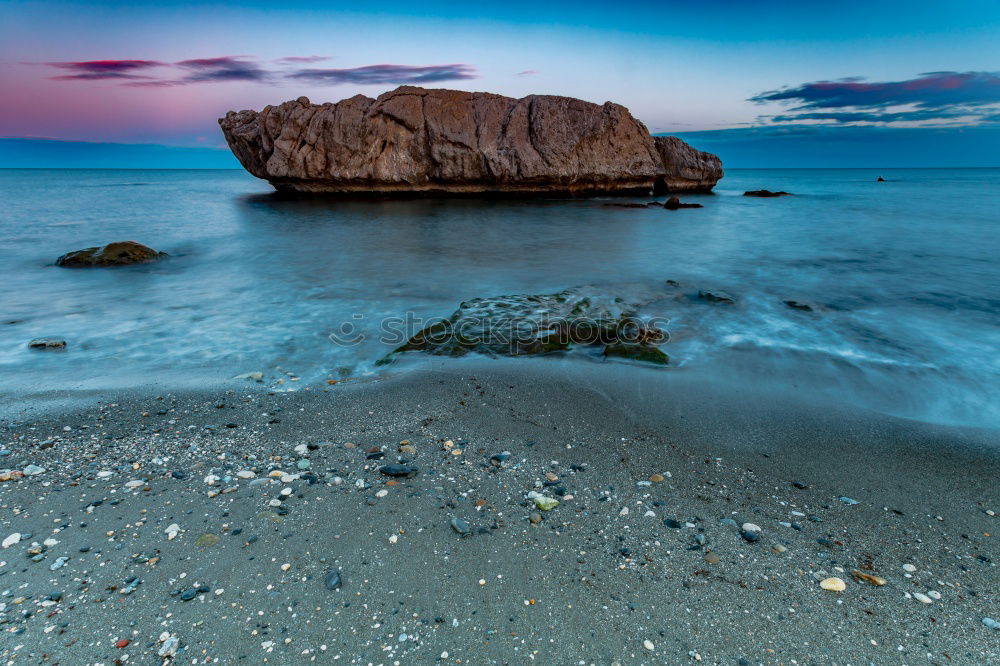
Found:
<box><xmin>219</xmin><ymin>86</ymin><xmax>722</xmax><ymax>196</ymax></box>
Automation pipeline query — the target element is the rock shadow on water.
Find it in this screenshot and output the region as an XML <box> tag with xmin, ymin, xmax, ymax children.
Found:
<box><xmin>378</xmin><ymin>287</ymin><xmax>670</xmax><ymax>366</ymax></box>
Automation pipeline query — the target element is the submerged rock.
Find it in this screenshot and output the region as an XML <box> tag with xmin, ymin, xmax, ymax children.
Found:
<box><xmin>28</xmin><ymin>338</ymin><xmax>66</xmax><ymax>349</ymax></box>
<box><xmin>382</xmin><ymin>287</ymin><xmax>667</xmax><ymax>365</ymax></box>
<box><xmin>56</xmin><ymin>241</ymin><xmax>167</xmax><ymax>267</ymax></box>
<box><xmin>743</xmin><ymin>190</ymin><xmax>791</xmax><ymax>197</ymax></box>
<box><xmin>783</xmin><ymin>300</ymin><xmax>814</xmax><ymax>311</ymax></box>
<box><xmin>698</xmin><ymin>289</ymin><xmax>736</xmax><ymax>305</ymax></box>
<box><xmin>603</xmin><ymin>343</ymin><xmax>668</xmax><ymax>365</ymax></box>
<box><xmin>219</xmin><ymin>86</ymin><xmax>722</xmax><ymax>196</ymax></box>
<box><xmin>663</xmin><ymin>196</ymin><xmax>702</xmax><ymax>210</ymax></box>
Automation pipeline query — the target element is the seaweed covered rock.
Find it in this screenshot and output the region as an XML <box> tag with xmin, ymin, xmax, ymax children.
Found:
<box><xmin>382</xmin><ymin>288</ymin><xmax>668</xmax><ymax>365</ymax></box>
<box><xmin>56</xmin><ymin>241</ymin><xmax>167</xmax><ymax>268</ymax></box>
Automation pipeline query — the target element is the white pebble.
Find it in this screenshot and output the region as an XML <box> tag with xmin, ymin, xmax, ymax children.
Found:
<box><xmin>643</xmin><ymin>639</ymin><xmax>655</xmax><ymax>651</ymax></box>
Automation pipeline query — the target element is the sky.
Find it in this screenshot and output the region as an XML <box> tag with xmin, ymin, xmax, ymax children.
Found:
<box><xmin>1</xmin><ymin>0</ymin><xmax>999</xmax><ymax>167</ymax></box>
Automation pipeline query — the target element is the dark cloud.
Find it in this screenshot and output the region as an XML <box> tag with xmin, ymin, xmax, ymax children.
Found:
<box><xmin>750</xmin><ymin>71</ymin><xmax>1000</xmax><ymax>126</ymax></box>
<box><xmin>768</xmin><ymin>108</ymin><xmax>978</xmax><ymax>124</ymax></box>
<box><xmin>751</xmin><ymin>71</ymin><xmax>1000</xmax><ymax>110</ymax></box>
<box><xmin>175</xmin><ymin>56</ymin><xmax>270</xmax><ymax>83</ymax></box>
<box><xmin>274</xmin><ymin>56</ymin><xmax>330</xmax><ymax>64</ymax></box>
<box><xmin>289</xmin><ymin>63</ymin><xmax>476</xmax><ymax>85</ymax></box>
<box><xmin>40</xmin><ymin>57</ymin><xmax>478</xmax><ymax>88</ymax></box>
<box><xmin>45</xmin><ymin>59</ymin><xmax>164</xmax><ymax>80</ymax></box>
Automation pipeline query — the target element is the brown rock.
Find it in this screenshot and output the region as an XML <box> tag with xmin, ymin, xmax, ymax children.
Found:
<box><xmin>219</xmin><ymin>86</ymin><xmax>723</xmax><ymax>196</ymax></box>
<box><xmin>652</xmin><ymin>136</ymin><xmax>723</xmax><ymax>193</ymax></box>
<box><xmin>743</xmin><ymin>189</ymin><xmax>791</xmax><ymax>197</ymax></box>
<box><xmin>663</xmin><ymin>196</ymin><xmax>703</xmax><ymax>210</ymax></box>
<box><xmin>56</xmin><ymin>241</ymin><xmax>166</xmax><ymax>268</ymax></box>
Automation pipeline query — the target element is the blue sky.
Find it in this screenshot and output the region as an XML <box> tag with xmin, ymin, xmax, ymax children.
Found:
<box><xmin>1</xmin><ymin>0</ymin><xmax>998</xmax><ymax>167</ymax></box>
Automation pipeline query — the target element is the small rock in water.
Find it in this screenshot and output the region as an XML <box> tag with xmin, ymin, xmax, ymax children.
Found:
<box><xmin>820</xmin><ymin>577</ymin><xmax>846</xmax><ymax>592</ymax></box>
<box><xmin>233</xmin><ymin>371</ymin><xmax>263</xmax><ymax>381</ymax></box>
<box><xmin>324</xmin><ymin>569</ymin><xmax>343</xmax><ymax>590</ymax></box>
<box><xmin>28</xmin><ymin>338</ymin><xmax>67</xmax><ymax>349</ymax></box>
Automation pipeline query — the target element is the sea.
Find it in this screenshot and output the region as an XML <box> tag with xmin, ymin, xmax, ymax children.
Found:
<box><xmin>1</xmin><ymin>168</ymin><xmax>997</xmax><ymax>429</ymax></box>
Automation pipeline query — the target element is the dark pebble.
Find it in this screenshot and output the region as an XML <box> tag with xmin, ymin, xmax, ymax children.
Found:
<box><xmin>379</xmin><ymin>464</ymin><xmax>418</xmax><ymax>478</ymax></box>
<box><xmin>324</xmin><ymin>570</ymin><xmax>342</xmax><ymax>590</ymax></box>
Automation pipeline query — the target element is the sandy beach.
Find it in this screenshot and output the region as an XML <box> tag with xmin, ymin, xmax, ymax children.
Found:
<box><xmin>1</xmin><ymin>360</ymin><xmax>996</xmax><ymax>664</ymax></box>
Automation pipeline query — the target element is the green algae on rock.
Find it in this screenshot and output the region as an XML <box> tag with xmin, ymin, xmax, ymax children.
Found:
<box><xmin>381</xmin><ymin>287</ymin><xmax>669</xmax><ymax>366</ymax></box>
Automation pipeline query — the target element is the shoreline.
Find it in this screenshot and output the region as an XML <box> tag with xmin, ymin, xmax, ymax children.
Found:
<box><xmin>1</xmin><ymin>360</ymin><xmax>996</xmax><ymax>663</ymax></box>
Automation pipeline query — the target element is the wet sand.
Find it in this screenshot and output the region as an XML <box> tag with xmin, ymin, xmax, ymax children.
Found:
<box><xmin>0</xmin><ymin>360</ymin><xmax>997</xmax><ymax>664</ymax></box>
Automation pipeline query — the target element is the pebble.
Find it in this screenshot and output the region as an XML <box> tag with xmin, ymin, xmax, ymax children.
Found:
<box><xmin>529</xmin><ymin>513</ymin><xmax>542</xmax><ymax>524</ymax></box>
<box><xmin>379</xmin><ymin>464</ymin><xmax>418</xmax><ymax>478</ymax></box>
<box><xmin>983</xmin><ymin>617</ymin><xmax>1000</xmax><ymax>630</ymax></box>
<box><xmin>820</xmin><ymin>577</ymin><xmax>846</xmax><ymax>592</ymax></box>
<box><xmin>839</xmin><ymin>496</ymin><xmax>860</xmax><ymax>505</ymax></box>
<box><xmin>2</xmin><ymin>533</ymin><xmax>21</xmax><ymax>549</ymax></box>
<box><xmin>927</xmin><ymin>590</ymin><xmax>942</xmax><ymax>600</ymax></box>
<box><xmin>850</xmin><ymin>570</ymin><xmax>886</xmax><ymax>586</ymax></box>
<box><xmin>643</xmin><ymin>639</ymin><xmax>655</xmax><ymax>651</ymax></box>
<box><xmin>649</xmin><ymin>474</ymin><xmax>664</xmax><ymax>483</ymax></box>
<box><xmin>913</xmin><ymin>592</ymin><xmax>933</xmax><ymax>604</ymax></box>
<box><xmin>741</xmin><ymin>530</ymin><xmax>760</xmax><ymax>543</ymax></box>
<box><xmin>704</xmin><ymin>552</ymin><xmax>720</xmax><ymax>564</ymax></box>
<box><xmin>489</xmin><ymin>451</ymin><xmax>511</xmax><ymax>466</ymax></box>
<box><xmin>741</xmin><ymin>522</ymin><xmax>762</xmax><ymax>534</ymax></box>
<box><xmin>902</xmin><ymin>563</ymin><xmax>917</xmax><ymax>572</ymax></box>
<box><xmin>296</xmin><ymin>459</ymin><xmax>311</xmax><ymax>470</ymax></box>
<box><xmin>23</xmin><ymin>464</ymin><xmax>46</xmax><ymax>476</ymax></box>
<box><xmin>158</xmin><ymin>636</ymin><xmax>180</xmax><ymax>657</ymax></box>
<box><xmin>450</xmin><ymin>517</ymin><xmax>471</xmax><ymax>535</ymax></box>
<box><xmin>533</xmin><ymin>496</ymin><xmax>559</xmax><ymax>511</ymax></box>
<box><xmin>237</xmin><ymin>470</ymin><xmax>256</xmax><ymax>479</ymax></box>
<box><xmin>324</xmin><ymin>570</ymin><xmax>342</xmax><ymax>590</ymax></box>
<box><xmin>125</xmin><ymin>480</ymin><xmax>145</xmax><ymax>489</ymax></box>
<box><xmin>49</xmin><ymin>556</ymin><xmax>69</xmax><ymax>571</ymax></box>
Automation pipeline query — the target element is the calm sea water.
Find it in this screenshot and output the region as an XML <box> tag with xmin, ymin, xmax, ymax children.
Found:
<box><xmin>1</xmin><ymin>168</ymin><xmax>997</xmax><ymax>428</ymax></box>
